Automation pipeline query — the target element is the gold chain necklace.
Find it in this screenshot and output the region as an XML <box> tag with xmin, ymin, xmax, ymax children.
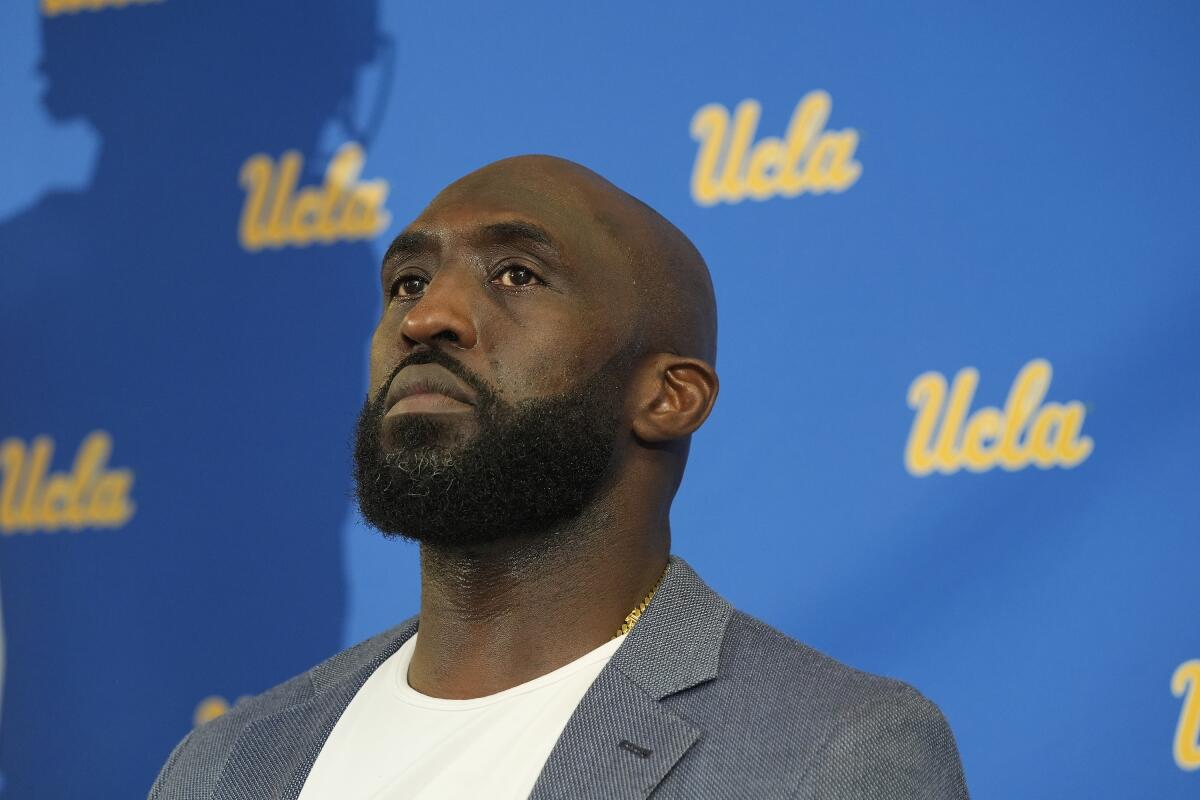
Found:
<box><xmin>612</xmin><ymin>566</ymin><xmax>668</xmax><ymax>639</ymax></box>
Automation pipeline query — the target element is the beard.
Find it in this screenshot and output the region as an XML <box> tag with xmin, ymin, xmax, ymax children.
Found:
<box><xmin>352</xmin><ymin>346</ymin><xmax>629</xmax><ymax>548</ymax></box>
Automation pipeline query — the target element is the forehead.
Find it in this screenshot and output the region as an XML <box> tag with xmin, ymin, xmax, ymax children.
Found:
<box><xmin>407</xmin><ymin>167</ymin><xmax>631</xmax><ymax>264</ymax></box>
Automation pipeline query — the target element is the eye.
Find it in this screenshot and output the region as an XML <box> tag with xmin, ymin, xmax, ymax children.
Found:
<box><xmin>391</xmin><ymin>274</ymin><xmax>428</xmax><ymax>298</ymax></box>
<box><xmin>491</xmin><ymin>264</ymin><xmax>543</xmax><ymax>288</ymax></box>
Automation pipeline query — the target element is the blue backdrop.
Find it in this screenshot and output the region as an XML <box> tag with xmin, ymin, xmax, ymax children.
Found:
<box><xmin>2</xmin><ymin>1</ymin><xmax>1198</xmax><ymax>797</ymax></box>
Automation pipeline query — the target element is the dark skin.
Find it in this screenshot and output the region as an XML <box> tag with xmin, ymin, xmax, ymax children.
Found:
<box><xmin>369</xmin><ymin>155</ymin><xmax>719</xmax><ymax>699</ymax></box>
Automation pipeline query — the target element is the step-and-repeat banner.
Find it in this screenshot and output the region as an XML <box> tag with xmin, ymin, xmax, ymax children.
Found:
<box><xmin>1</xmin><ymin>1</ymin><xmax>1197</xmax><ymax>797</ymax></box>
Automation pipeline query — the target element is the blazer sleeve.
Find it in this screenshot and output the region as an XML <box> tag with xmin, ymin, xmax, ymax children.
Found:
<box><xmin>794</xmin><ymin>683</ymin><xmax>970</xmax><ymax>800</ymax></box>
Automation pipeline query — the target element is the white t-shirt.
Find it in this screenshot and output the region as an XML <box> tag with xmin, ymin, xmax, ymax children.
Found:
<box><xmin>297</xmin><ymin>632</ymin><xmax>625</xmax><ymax>800</ymax></box>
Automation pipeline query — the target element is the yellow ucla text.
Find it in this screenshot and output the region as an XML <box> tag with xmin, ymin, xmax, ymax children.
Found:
<box><xmin>0</xmin><ymin>431</ymin><xmax>135</xmax><ymax>534</ymax></box>
<box><xmin>42</xmin><ymin>0</ymin><xmax>162</xmax><ymax>16</ymax></box>
<box><xmin>1174</xmin><ymin>660</ymin><xmax>1200</xmax><ymax>771</ymax></box>
<box><xmin>689</xmin><ymin>91</ymin><xmax>861</xmax><ymax>207</ymax></box>
<box><xmin>905</xmin><ymin>358</ymin><xmax>1094</xmax><ymax>476</ymax></box>
<box><xmin>238</xmin><ymin>142</ymin><xmax>391</xmax><ymax>252</ymax></box>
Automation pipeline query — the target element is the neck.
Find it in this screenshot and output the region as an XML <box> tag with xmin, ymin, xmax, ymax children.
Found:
<box><xmin>406</xmin><ymin>480</ymin><xmax>671</xmax><ymax>699</ymax></box>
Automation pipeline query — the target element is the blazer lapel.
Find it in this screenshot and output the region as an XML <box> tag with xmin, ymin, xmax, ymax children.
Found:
<box><xmin>530</xmin><ymin>556</ymin><xmax>733</xmax><ymax>800</ymax></box>
<box><xmin>528</xmin><ymin>667</ymin><xmax>700</xmax><ymax>800</ymax></box>
<box><xmin>212</xmin><ymin>618</ymin><xmax>419</xmax><ymax>800</ymax></box>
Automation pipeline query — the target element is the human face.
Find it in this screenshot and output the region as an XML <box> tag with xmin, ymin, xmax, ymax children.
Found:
<box><xmin>359</xmin><ymin>167</ymin><xmax>644</xmax><ymax>542</ymax></box>
<box><xmin>368</xmin><ymin>170</ymin><xmax>640</xmax><ymax>451</ymax></box>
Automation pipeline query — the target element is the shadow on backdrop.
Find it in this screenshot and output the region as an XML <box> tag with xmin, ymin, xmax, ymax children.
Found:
<box><xmin>0</xmin><ymin>2</ymin><xmax>384</xmax><ymax>797</ymax></box>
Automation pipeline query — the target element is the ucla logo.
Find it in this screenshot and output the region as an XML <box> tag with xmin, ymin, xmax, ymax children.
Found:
<box><xmin>239</xmin><ymin>142</ymin><xmax>391</xmax><ymax>252</ymax></box>
<box><xmin>905</xmin><ymin>359</ymin><xmax>1094</xmax><ymax>476</ymax></box>
<box><xmin>0</xmin><ymin>431</ymin><xmax>135</xmax><ymax>534</ymax></box>
<box><xmin>1175</xmin><ymin>660</ymin><xmax>1200</xmax><ymax>771</ymax></box>
<box><xmin>689</xmin><ymin>91</ymin><xmax>861</xmax><ymax>207</ymax></box>
<box><xmin>42</xmin><ymin>0</ymin><xmax>162</xmax><ymax>15</ymax></box>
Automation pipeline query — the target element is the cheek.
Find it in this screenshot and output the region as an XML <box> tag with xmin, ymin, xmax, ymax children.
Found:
<box><xmin>367</xmin><ymin>324</ymin><xmax>396</xmax><ymax>396</ymax></box>
<box><xmin>487</xmin><ymin>324</ymin><xmax>616</xmax><ymax>400</ymax></box>
<box><xmin>485</xmin><ymin>343</ymin><xmax>566</xmax><ymax>400</ymax></box>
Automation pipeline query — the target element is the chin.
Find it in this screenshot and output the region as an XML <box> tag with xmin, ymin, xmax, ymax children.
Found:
<box><xmin>381</xmin><ymin>412</ymin><xmax>478</xmax><ymax>452</ymax></box>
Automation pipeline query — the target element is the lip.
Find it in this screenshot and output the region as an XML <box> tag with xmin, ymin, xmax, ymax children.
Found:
<box><xmin>384</xmin><ymin>363</ymin><xmax>477</xmax><ymax>416</ymax></box>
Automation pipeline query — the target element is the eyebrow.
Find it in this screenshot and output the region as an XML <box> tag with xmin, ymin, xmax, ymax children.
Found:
<box><xmin>476</xmin><ymin>220</ymin><xmax>557</xmax><ymax>252</ymax></box>
<box><xmin>382</xmin><ymin>229</ymin><xmax>436</xmax><ymax>267</ymax></box>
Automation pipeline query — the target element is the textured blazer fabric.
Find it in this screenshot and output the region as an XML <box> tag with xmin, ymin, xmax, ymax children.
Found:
<box><xmin>150</xmin><ymin>557</ymin><xmax>970</xmax><ymax>799</ymax></box>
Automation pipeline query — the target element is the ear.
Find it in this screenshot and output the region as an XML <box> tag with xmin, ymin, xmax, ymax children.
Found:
<box><xmin>631</xmin><ymin>355</ymin><xmax>719</xmax><ymax>443</ymax></box>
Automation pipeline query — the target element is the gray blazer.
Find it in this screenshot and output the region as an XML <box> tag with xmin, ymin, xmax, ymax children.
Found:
<box><xmin>150</xmin><ymin>556</ymin><xmax>969</xmax><ymax>799</ymax></box>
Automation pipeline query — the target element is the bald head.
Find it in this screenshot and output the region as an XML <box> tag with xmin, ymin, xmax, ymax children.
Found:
<box><xmin>429</xmin><ymin>155</ymin><xmax>718</xmax><ymax>365</ymax></box>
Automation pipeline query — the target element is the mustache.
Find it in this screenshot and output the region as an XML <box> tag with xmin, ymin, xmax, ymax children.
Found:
<box><xmin>377</xmin><ymin>348</ymin><xmax>495</xmax><ymax>409</ymax></box>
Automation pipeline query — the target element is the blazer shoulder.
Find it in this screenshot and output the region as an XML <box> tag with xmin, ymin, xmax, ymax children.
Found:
<box><xmin>721</xmin><ymin>610</ymin><xmax>914</xmax><ymax>706</ymax></box>
<box><xmin>148</xmin><ymin>618</ymin><xmax>417</xmax><ymax>799</ymax></box>
<box><xmin>795</xmin><ymin>674</ymin><xmax>969</xmax><ymax>799</ymax></box>
<box><xmin>708</xmin><ymin>611</ymin><xmax>969</xmax><ymax>798</ymax></box>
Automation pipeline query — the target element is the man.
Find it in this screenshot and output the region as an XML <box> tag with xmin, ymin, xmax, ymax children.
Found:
<box><xmin>151</xmin><ymin>156</ymin><xmax>969</xmax><ymax>799</ymax></box>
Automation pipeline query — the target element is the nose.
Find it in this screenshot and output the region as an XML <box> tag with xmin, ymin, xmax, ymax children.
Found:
<box><xmin>398</xmin><ymin>267</ymin><xmax>479</xmax><ymax>350</ymax></box>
